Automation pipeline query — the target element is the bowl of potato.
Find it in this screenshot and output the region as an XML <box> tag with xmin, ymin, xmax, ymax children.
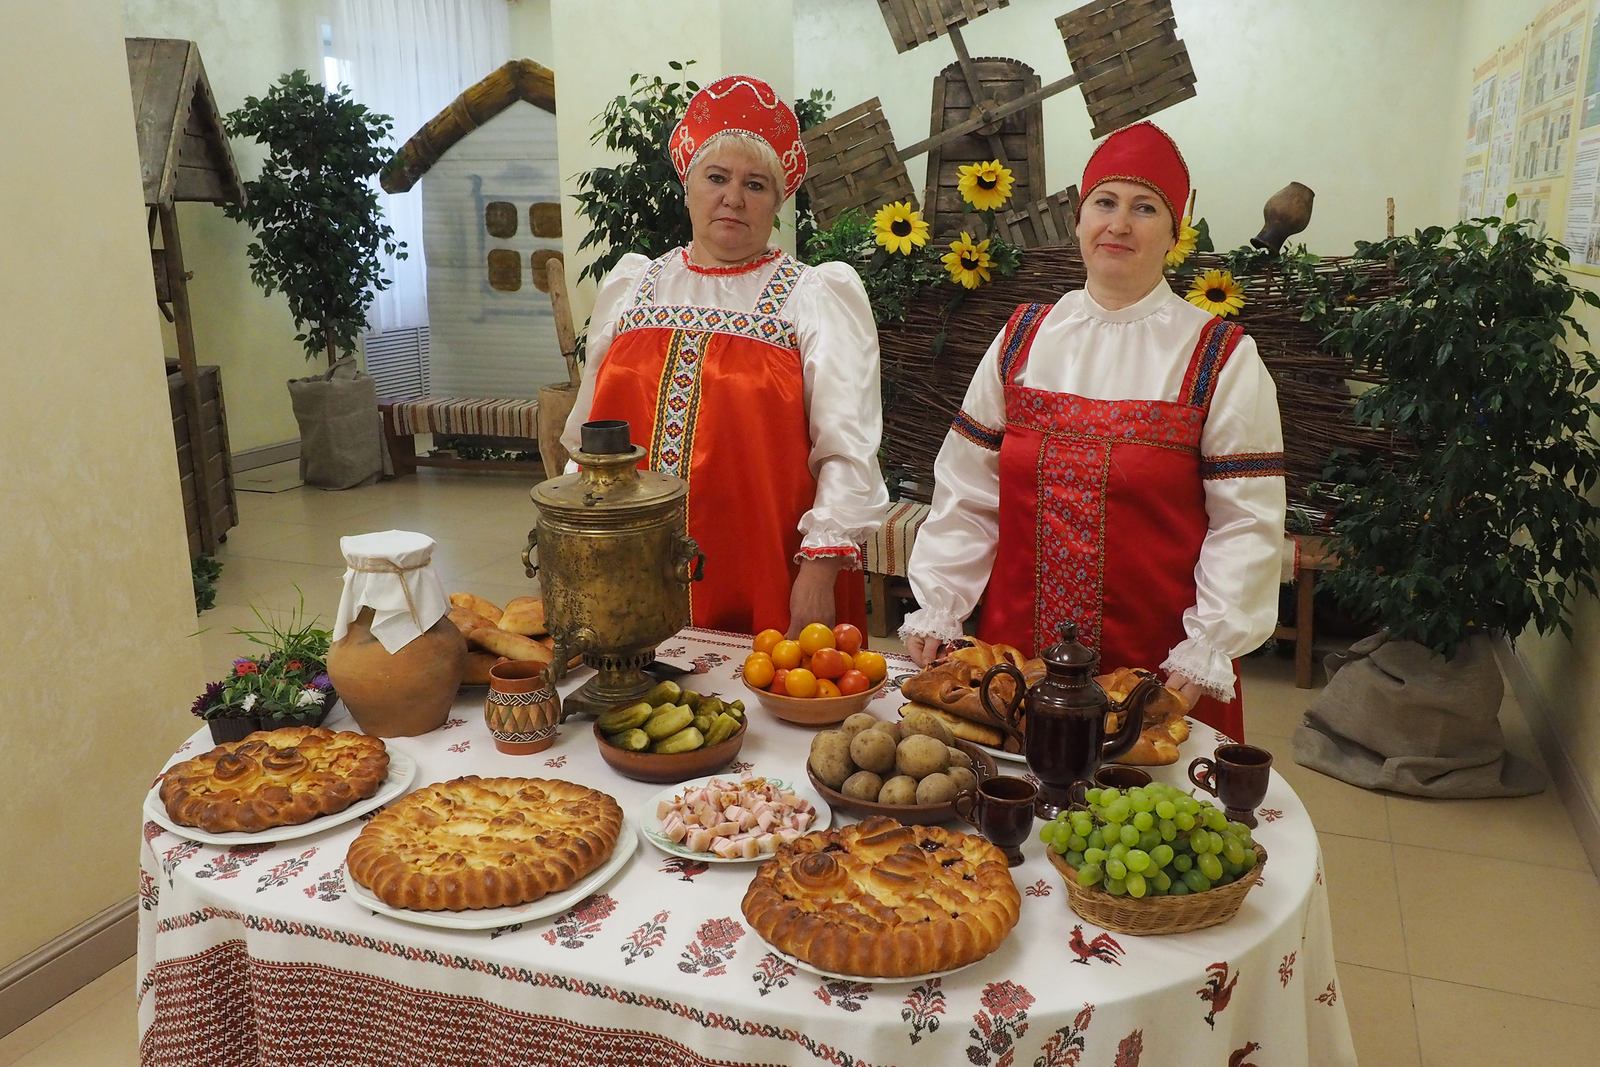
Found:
<box><xmin>804</xmin><ymin>708</ymin><xmax>999</xmax><ymax>826</ymax></box>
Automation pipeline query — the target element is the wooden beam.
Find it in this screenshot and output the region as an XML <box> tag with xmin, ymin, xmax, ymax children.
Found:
<box><xmin>899</xmin><ymin>70</ymin><xmax>1079</xmax><ymax>159</ymax></box>
<box><xmin>945</xmin><ymin>26</ymin><xmax>1010</xmax><ymax>166</ymax></box>
<box><xmin>157</xmin><ymin>204</ymin><xmax>217</xmax><ymax>553</ymax></box>
<box><xmin>544</xmin><ymin>259</ymin><xmax>580</xmax><ymax>387</ymax></box>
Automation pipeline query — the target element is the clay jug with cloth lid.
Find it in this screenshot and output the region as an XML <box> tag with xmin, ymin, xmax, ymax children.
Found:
<box><xmin>326</xmin><ymin>530</ymin><xmax>466</xmax><ymax>736</ymax></box>
<box><xmin>979</xmin><ymin>621</ymin><xmax>1154</xmax><ymax>819</ymax></box>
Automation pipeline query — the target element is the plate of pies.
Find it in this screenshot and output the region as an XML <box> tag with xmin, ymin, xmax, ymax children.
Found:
<box><xmin>344</xmin><ymin>776</ymin><xmax>634</xmax><ymax>930</ymax></box>
<box><xmin>144</xmin><ymin>728</ymin><xmax>415</xmax><ymax>846</ymax></box>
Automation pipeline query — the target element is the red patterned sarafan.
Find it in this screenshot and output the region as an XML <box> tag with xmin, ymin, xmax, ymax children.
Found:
<box><xmin>542</xmin><ymin>892</ymin><xmax>618</xmax><ymax>949</ymax></box>
<box><xmin>814</xmin><ymin>979</ymin><xmax>871</xmax><ymax>1012</ymax></box>
<box><xmin>967</xmin><ymin>980</ymin><xmax>1035</xmax><ymax>1067</ymax></box>
<box><xmin>1113</xmin><ymin>1029</ymin><xmax>1144</xmax><ymax>1067</ymax></box>
<box><xmin>620</xmin><ymin>909</ymin><xmax>670</xmax><ymax>967</ymax></box>
<box><xmin>1278</xmin><ymin>952</ymin><xmax>1296</xmax><ymax>987</ymax></box>
<box><xmin>751</xmin><ymin>951</ymin><xmax>797</xmax><ymax>996</ymax></box>
<box><xmin>901</xmin><ymin>977</ymin><xmax>945</xmax><ymax>1045</ymax></box>
<box><xmin>1033</xmin><ymin>1002</ymin><xmax>1094</xmax><ymax>1067</ymax></box>
<box><xmin>677</xmin><ymin>915</ymin><xmax>745</xmax><ymax>977</ymax></box>
<box><xmin>1197</xmin><ymin>961</ymin><xmax>1239</xmax><ymax>1029</ymax></box>
<box><xmin>256</xmin><ymin>847</ymin><xmax>317</xmax><ymax>893</ymax></box>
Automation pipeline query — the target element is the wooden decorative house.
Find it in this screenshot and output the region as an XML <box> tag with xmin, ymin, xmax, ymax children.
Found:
<box><xmin>382</xmin><ymin>60</ymin><xmax>564</xmax><ymax>400</ymax></box>
<box><xmin>126</xmin><ymin>37</ymin><xmax>244</xmax><ymax>557</ymax></box>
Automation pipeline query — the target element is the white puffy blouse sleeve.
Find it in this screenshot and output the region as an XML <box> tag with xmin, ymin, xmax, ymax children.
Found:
<box><xmin>560</xmin><ymin>253</ymin><xmax>650</xmax><ymax>457</ymax></box>
<box><xmin>792</xmin><ymin>262</ymin><xmax>891</xmax><ymax>565</ymax></box>
<box><xmin>898</xmin><ymin>329</ymin><xmax>1008</xmax><ymax>641</ymax></box>
<box><xmin>1161</xmin><ymin>336</ymin><xmax>1289</xmax><ymax>701</ymax></box>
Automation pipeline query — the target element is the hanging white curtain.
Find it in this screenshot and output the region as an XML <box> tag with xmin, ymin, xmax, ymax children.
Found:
<box><xmin>331</xmin><ymin>0</ymin><xmax>511</xmax><ymax>332</ymax></box>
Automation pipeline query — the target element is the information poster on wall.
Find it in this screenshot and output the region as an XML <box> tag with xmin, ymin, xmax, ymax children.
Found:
<box><xmin>1481</xmin><ymin>35</ymin><xmax>1529</xmax><ymax>219</ymax></box>
<box><xmin>1563</xmin><ymin>0</ymin><xmax>1600</xmax><ymax>270</ymax></box>
<box><xmin>1460</xmin><ymin>54</ymin><xmax>1498</xmax><ymax>218</ymax></box>
<box><xmin>1511</xmin><ymin>0</ymin><xmax>1588</xmax><ymax>229</ymax></box>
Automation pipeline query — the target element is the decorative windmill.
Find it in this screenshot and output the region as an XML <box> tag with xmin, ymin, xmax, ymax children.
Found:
<box><xmin>801</xmin><ymin>0</ymin><xmax>1197</xmax><ymax>246</ymax></box>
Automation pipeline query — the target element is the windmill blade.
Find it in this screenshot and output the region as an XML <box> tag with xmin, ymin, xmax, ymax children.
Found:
<box><xmin>1058</xmin><ymin>0</ymin><xmax>1197</xmax><ymax>137</ymax></box>
<box><xmin>799</xmin><ymin>98</ymin><xmax>918</xmax><ymax>229</ymax></box>
<box><xmin>994</xmin><ymin>186</ymin><xmax>1082</xmax><ymax>249</ymax></box>
<box><xmin>877</xmin><ymin>0</ymin><xmax>1012</xmax><ymax>54</ymax></box>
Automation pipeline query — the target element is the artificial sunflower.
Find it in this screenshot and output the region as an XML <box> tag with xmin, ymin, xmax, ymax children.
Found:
<box><xmin>957</xmin><ymin>160</ymin><xmax>1015</xmax><ymax>211</ymax></box>
<box><xmin>1165</xmin><ymin>215</ymin><xmax>1199</xmax><ymax>268</ymax></box>
<box><xmin>1186</xmin><ymin>268</ymin><xmax>1246</xmax><ymax>317</ymax></box>
<box><xmin>942</xmin><ymin>231</ymin><xmax>994</xmax><ymax>289</ymax></box>
<box><xmin>872</xmin><ymin>200</ymin><xmax>930</xmax><ymax>255</ymax></box>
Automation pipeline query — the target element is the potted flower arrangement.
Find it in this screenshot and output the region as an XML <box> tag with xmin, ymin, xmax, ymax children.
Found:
<box><xmin>192</xmin><ymin>601</ymin><xmax>336</xmax><ymax>743</ymax></box>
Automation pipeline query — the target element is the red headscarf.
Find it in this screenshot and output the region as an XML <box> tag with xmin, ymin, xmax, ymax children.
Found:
<box><xmin>1078</xmin><ymin>121</ymin><xmax>1190</xmax><ymax>237</ymax></box>
<box><xmin>668</xmin><ymin>75</ymin><xmax>807</xmax><ymax>200</ymax></box>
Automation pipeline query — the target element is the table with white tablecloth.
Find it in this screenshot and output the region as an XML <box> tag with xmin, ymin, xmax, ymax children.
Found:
<box><xmin>137</xmin><ymin>627</ymin><xmax>1356</xmax><ymax>1067</ymax></box>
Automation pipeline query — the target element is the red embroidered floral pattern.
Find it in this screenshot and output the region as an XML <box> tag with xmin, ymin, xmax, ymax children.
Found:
<box><xmin>901</xmin><ymin>978</ymin><xmax>945</xmax><ymax>1045</ymax></box>
<box><xmin>1113</xmin><ymin>1029</ymin><xmax>1145</xmax><ymax>1067</ymax></box>
<box><xmin>620</xmin><ymin>909</ymin><xmax>670</xmax><ymax>966</ymax></box>
<box><xmin>1278</xmin><ymin>952</ymin><xmax>1296</xmax><ymax>987</ymax></box>
<box><xmin>677</xmin><ymin>916</ymin><xmax>745</xmax><ymax>977</ymax></box>
<box><xmin>967</xmin><ymin>979</ymin><xmax>1034</xmax><ymax>1066</ymax></box>
<box><xmin>1034</xmin><ymin>1003</ymin><xmax>1094</xmax><ymax>1067</ymax></box>
<box><xmin>542</xmin><ymin>892</ymin><xmax>618</xmax><ymax>949</ymax></box>
<box><xmin>303</xmin><ymin>864</ymin><xmax>346</xmax><ymax>903</ymax></box>
<box><xmin>814</xmin><ymin>979</ymin><xmax>872</xmax><ymax>1012</ymax></box>
<box><xmin>751</xmin><ymin>952</ymin><xmax>796</xmax><ymax>996</ymax></box>
<box><xmin>255</xmin><ymin>847</ymin><xmax>317</xmax><ymax>893</ymax></box>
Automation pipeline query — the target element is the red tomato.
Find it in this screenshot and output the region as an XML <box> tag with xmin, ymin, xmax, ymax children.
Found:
<box><xmin>836</xmin><ymin>669</ymin><xmax>871</xmax><ymax>696</ymax></box>
<box><xmin>809</xmin><ymin>648</ymin><xmax>847</xmax><ymax>680</ymax></box>
<box><xmin>768</xmin><ymin>668</ymin><xmax>790</xmax><ymax>694</ymax></box>
<box><xmin>815</xmin><ymin>679</ymin><xmax>842</xmax><ymax>699</ymax></box>
<box><xmin>831</xmin><ymin>623</ymin><xmax>864</xmax><ymax>655</ymax></box>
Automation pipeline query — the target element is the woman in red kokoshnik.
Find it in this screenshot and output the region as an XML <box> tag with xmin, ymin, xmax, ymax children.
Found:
<box><xmin>563</xmin><ymin>75</ymin><xmax>889</xmax><ymax>637</ymax></box>
<box><xmin>902</xmin><ymin>122</ymin><xmax>1286</xmax><ymax>743</ymax></box>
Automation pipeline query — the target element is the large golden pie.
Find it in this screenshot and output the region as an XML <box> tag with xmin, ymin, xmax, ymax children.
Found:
<box><xmin>346</xmin><ymin>776</ymin><xmax>622</xmax><ymax>911</ymax></box>
<box><xmin>741</xmin><ymin>816</ymin><xmax>1021</xmax><ymax>978</ymax></box>
<box><xmin>158</xmin><ymin>727</ymin><xmax>390</xmax><ymax>833</ymax></box>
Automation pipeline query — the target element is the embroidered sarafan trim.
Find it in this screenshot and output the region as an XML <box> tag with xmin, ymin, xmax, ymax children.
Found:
<box><xmin>617</xmin><ymin>304</ymin><xmax>798</xmax><ymax>349</ymax></box>
<box><xmin>1180</xmin><ymin>318</ymin><xmax>1244</xmax><ymax>409</ymax></box>
<box><xmin>794</xmin><ymin>545</ymin><xmax>863</xmax><ymax>570</ymax></box>
<box><xmin>649</xmin><ymin>331</ymin><xmax>707</xmax><ymax>480</ymax></box>
<box><xmin>1201</xmin><ymin>451</ymin><xmax>1285</xmax><ymax>480</ymax></box>
<box><xmin>1006</xmin><ymin>386</ymin><xmax>1204</xmax><ymax>451</ymax></box>
<box><xmin>1033</xmin><ymin>433</ymin><xmax>1112</xmax><ymax>656</ymax></box>
<box><xmin>753</xmin><ymin>253</ymin><xmax>806</xmax><ymax>316</ymax></box>
<box><xmin>951</xmin><ymin>408</ymin><xmax>1003</xmax><ymax>451</ymax></box>
<box><xmin>631</xmin><ymin>251</ymin><xmax>674</xmax><ymax>307</ymax></box>
<box><xmin>999</xmin><ymin>302</ymin><xmax>1050</xmax><ymax>383</ymax></box>
<box><xmin>679</xmin><ymin>246</ymin><xmax>783</xmax><ymax>276</ymax></box>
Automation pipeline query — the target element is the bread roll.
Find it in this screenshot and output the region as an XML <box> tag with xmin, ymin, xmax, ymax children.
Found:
<box><xmin>448</xmin><ymin>607</ymin><xmax>498</xmax><ymax>638</ymax></box>
<box><xmin>498</xmin><ymin>596</ymin><xmax>548</xmax><ymax>637</ymax></box>
<box><xmin>461</xmin><ymin>652</ymin><xmax>501</xmax><ymax>685</ymax></box>
<box><xmin>468</xmin><ymin>627</ymin><xmax>553</xmax><ymax>664</ymax></box>
<box><xmin>449</xmin><ymin>593</ymin><xmax>502</xmax><ymax>624</ymax></box>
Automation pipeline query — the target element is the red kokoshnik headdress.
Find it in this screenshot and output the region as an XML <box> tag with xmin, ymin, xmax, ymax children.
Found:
<box><xmin>1078</xmin><ymin>120</ymin><xmax>1190</xmax><ymax>237</ymax></box>
<box><xmin>668</xmin><ymin>75</ymin><xmax>807</xmax><ymax>200</ymax></box>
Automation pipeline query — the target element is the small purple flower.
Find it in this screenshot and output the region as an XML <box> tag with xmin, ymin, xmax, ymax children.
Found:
<box><xmin>311</xmin><ymin>672</ymin><xmax>331</xmax><ymax>690</ymax></box>
<box><xmin>190</xmin><ymin>680</ymin><xmax>225</xmax><ymax>718</ymax></box>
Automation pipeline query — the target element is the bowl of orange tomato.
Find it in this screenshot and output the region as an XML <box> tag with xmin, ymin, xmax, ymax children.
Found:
<box><xmin>740</xmin><ymin>623</ymin><xmax>891</xmax><ymax>726</ymax></box>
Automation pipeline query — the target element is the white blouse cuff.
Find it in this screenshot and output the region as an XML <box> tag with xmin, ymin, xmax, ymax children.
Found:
<box><xmin>794</xmin><ymin>544</ymin><xmax>863</xmax><ymax>570</ymax></box>
<box><xmin>899</xmin><ymin>606</ymin><xmax>965</xmax><ymax>643</ymax></box>
<box><xmin>1161</xmin><ymin>640</ymin><xmax>1238</xmax><ymax>703</ymax></box>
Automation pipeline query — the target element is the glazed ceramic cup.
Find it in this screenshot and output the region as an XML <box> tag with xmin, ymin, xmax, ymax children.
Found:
<box><xmin>1092</xmin><ymin>765</ymin><xmax>1153</xmax><ymax>791</ymax></box>
<box><xmin>1188</xmin><ymin>743</ymin><xmax>1272</xmax><ymax>827</ymax></box>
<box><xmin>953</xmin><ymin>775</ymin><xmax>1039</xmax><ymax>867</ymax></box>
<box><xmin>485</xmin><ymin>660</ymin><xmax>560</xmax><ymax>755</ymax></box>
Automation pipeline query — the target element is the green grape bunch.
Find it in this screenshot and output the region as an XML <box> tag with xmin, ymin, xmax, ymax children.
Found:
<box><xmin>1040</xmin><ymin>782</ymin><xmax>1258</xmax><ymax>899</ymax></box>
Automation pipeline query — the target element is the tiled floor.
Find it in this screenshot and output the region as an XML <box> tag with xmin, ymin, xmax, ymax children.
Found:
<box><xmin>6</xmin><ymin>465</ymin><xmax>1600</xmax><ymax>1066</ymax></box>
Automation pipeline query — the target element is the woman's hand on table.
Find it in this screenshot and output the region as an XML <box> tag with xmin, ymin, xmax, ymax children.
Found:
<box><xmin>786</xmin><ymin>557</ymin><xmax>847</xmax><ymax>638</ymax></box>
<box><xmin>905</xmin><ymin>634</ymin><xmax>946</xmax><ymax>667</ymax></box>
<box><xmin>1164</xmin><ymin>671</ymin><xmax>1203</xmax><ymax>710</ymax></box>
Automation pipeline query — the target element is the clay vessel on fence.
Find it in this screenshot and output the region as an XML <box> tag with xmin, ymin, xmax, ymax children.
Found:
<box><xmin>1251</xmin><ymin>182</ymin><xmax>1316</xmax><ymax>253</ymax></box>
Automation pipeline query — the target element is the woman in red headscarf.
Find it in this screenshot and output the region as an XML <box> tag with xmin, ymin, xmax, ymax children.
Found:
<box><xmin>562</xmin><ymin>75</ymin><xmax>889</xmax><ymax>639</ymax></box>
<box><xmin>900</xmin><ymin>122</ymin><xmax>1286</xmax><ymax>743</ymax></box>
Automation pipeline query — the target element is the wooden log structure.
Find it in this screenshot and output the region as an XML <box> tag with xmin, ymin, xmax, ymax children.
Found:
<box><xmin>799</xmin><ymin>98</ymin><xmax>919</xmax><ymax>229</ymax></box>
<box><xmin>923</xmin><ymin>56</ymin><xmax>1046</xmax><ymax>238</ymax></box>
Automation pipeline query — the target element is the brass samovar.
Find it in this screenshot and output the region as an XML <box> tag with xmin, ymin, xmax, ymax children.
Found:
<box><xmin>523</xmin><ymin>420</ymin><xmax>703</xmax><ymax>719</ymax></box>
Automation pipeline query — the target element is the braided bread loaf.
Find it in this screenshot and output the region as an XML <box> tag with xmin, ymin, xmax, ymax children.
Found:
<box><xmin>158</xmin><ymin>727</ymin><xmax>389</xmax><ymax>833</ymax></box>
<box><xmin>742</xmin><ymin>817</ymin><xmax>1020</xmax><ymax>977</ymax></box>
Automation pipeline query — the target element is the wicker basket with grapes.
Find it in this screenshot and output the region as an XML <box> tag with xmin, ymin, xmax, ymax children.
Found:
<box><xmin>1042</xmin><ymin>781</ymin><xmax>1267</xmax><ymax>935</ymax></box>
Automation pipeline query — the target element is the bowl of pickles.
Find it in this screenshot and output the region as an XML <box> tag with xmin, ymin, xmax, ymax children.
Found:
<box><xmin>592</xmin><ymin>680</ymin><xmax>749</xmax><ymax>783</ymax></box>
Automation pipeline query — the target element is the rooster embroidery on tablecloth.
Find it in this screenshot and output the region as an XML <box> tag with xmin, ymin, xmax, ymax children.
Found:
<box><xmin>1230</xmin><ymin>1041</ymin><xmax>1262</xmax><ymax>1067</ymax></box>
<box><xmin>1067</xmin><ymin>924</ymin><xmax>1123</xmax><ymax>966</ymax></box>
<box><xmin>660</xmin><ymin>857</ymin><xmax>710</xmax><ymax>882</ymax></box>
<box><xmin>1197</xmin><ymin>961</ymin><xmax>1239</xmax><ymax>1028</ymax></box>
<box><xmin>1110</xmin><ymin>1028</ymin><xmax>1143</xmax><ymax>1067</ymax></box>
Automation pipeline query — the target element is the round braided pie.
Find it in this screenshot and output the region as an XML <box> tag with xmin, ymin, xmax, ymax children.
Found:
<box><xmin>741</xmin><ymin>816</ymin><xmax>1021</xmax><ymax>977</ymax></box>
<box><xmin>158</xmin><ymin>727</ymin><xmax>389</xmax><ymax>833</ymax></box>
<box><xmin>346</xmin><ymin>776</ymin><xmax>622</xmax><ymax>911</ymax></box>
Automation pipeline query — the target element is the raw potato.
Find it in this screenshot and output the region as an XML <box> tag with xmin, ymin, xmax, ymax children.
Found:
<box><xmin>877</xmin><ymin>775</ymin><xmax>918</xmax><ymax>806</ymax></box>
<box><xmin>896</xmin><ymin>734</ymin><xmax>951</xmax><ymax>780</ymax></box>
<box><xmin>849</xmin><ymin>729</ymin><xmax>898</xmax><ymax>775</ymax></box>
<box><xmin>868</xmin><ymin>720</ymin><xmax>903</xmax><ymax>742</ymax></box>
<box><xmin>947</xmin><ymin>766</ymin><xmax>979</xmax><ymax>794</ymax></box>
<box><xmin>945</xmin><ymin>745</ymin><xmax>973</xmax><ymax>770</ymax></box>
<box><xmin>900</xmin><ymin>708</ymin><xmax>955</xmax><ymax>746</ymax></box>
<box><xmin>915</xmin><ymin>772</ymin><xmax>959</xmax><ymax>805</ymax></box>
<box><xmin>840</xmin><ymin>712</ymin><xmax>879</xmax><ymax>738</ymax></box>
<box><xmin>841</xmin><ymin>770</ymin><xmax>884</xmax><ymax>802</ymax></box>
<box><xmin>808</xmin><ymin>733</ymin><xmax>855</xmax><ymax>789</ymax></box>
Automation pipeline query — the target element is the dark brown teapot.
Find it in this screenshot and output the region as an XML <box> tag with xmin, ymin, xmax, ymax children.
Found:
<box><xmin>980</xmin><ymin>621</ymin><xmax>1163</xmax><ymax>819</ymax></box>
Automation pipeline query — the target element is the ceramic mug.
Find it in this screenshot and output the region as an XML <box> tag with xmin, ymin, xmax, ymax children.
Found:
<box><xmin>485</xmin><ymin>660</ymin><xmax>560</xmax><ymax>755</ymax></box>
<box><xmin>1092</xmin><ymin>765</ymin><xmax>1153</xmax><ymax>791</ymax></box>
<box><xmin>1188</xmin><ymin>743</ymin><xmax>1273</xmax><ymax>827</ymax></box>
<box><xmin>953</xmin><ymin>775</ymin><xmax>1039</xmax><ymax>867</ymax></box>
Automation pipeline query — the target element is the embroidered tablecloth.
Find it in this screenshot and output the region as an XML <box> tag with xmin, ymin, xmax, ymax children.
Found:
<box><xmin>138</xmin><ymin>628</ymin><xmax>1356</xmax><ymax>1067</ymax></box>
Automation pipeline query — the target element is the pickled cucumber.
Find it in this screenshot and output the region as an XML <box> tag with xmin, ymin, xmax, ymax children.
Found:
<box><xmin>643</xmin><ymin>704</ymin><xmax>694</xmax><ymax>740</ymax></box>
<box><xmin>691</xmin><ymin>713</ymin><xmax>714</xmax><ymax>733</ymax></box>
<box><xmin>643</xmin><ymin>680</ymin><xmax>683</xmax><ymax>707</ymax></box>
<box><xmin>651</xmin><ymin>726</ymin><xmax>705</xmax><ymax>754</ymax></box>
<box><xmin>598</xmin><ymin>701</ymin><xmax>653</xmax><ymax>734</ymax></box>
<box><xmin>703</xmin><ymin>712</ymin><xmax>741</xmax><ymax>746</ymax></box>
<box><xmin>725</xmin><ymin>699</ymin><xmax>745</xmax><ymax>721</ymax></box>
<box><xmin>680</xmin><ymin>690</ymin><xmax>703</xmax><ymax>710</ymax></box>
<box><xmin>697</xmin><ymin>697</ymin><xmax>726</xmax><ymax>718</ymax></box>
<box><xmin>609</xmin><ymin>728</ymin><xmax>650</xmax><ymax>751</ymax></box>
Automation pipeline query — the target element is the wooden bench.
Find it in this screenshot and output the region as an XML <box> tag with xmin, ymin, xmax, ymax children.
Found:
<box><xmin>381</xmin><ymin>397</ymin><xmax>544</xmax><ymax>476</ymax></box>
<box><xmin>1273</xmin><ymin>534</ymin><xmax>1339</xmax><ymax>689</ymax></box>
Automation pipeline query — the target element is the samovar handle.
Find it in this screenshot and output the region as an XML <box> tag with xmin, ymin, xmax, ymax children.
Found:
<box><xmin>673</xmin><ymin>531</ymin><xmax>705</xmax><ymax>585</ymax></box>
<box><xmin>522</xmin><ymin>524</ymin><xmax>539</xmax><ymax>579</ymax></box>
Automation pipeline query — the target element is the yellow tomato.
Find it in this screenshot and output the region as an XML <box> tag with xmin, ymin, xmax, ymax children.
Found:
<box><xmin>742</xmin><ymin>652</ymin><xmax>775</xmax><ymax>689</ymax></box>
<box><xmin>784</xmin><ymin>667</ymin><xmax>819</xmax><ymax>699</ymax></box>
<box><xmin>752</xmin><ymin>629</ymin><xmax>784</xmax><ymax>656</ymax></box>
<box><xmin>854</xmin><ymin>650</ymin><xmax>888</xmax><ymax>683</ymax></box>
<box><xmin>797</xmin><ymin>622</ymin><xmax>836</xmax><ymax>656</ymax></box>
<box><xmin>770</xmin><ymin>640</ymin><xmax>803</xmax><ymax>670</ymax></box>
<box><xmin>815</xmin><ymin>678</ymin><xmax>842</xmax><ymax>699</ymax></box>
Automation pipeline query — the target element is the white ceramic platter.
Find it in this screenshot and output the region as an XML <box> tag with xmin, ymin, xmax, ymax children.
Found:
<box><xmin>758</xmin><ymin>940</ymin><xmax>984</xmax><ymax>986</ymax></box>
<box><xmin>636</xmin><ymin>772</ymin><xmax>832</xmax><ymax>864</ymax></box>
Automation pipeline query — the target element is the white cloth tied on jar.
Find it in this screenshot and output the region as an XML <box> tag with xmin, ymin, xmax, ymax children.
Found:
<box><xmin>333</xmin><ymin>530</ymin><xmax>450</xmax><ymax>654</ymax></box>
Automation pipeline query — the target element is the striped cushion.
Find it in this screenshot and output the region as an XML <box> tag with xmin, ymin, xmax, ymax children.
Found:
<box><xmin>390</xmin><ymin>397</ymin><xmax>539</xmax><ymax>439</ymax></box>
<box><xmin>864</xmin><ymin>500</ymin><xmax>932</xmax><ymax>579</ymax></box>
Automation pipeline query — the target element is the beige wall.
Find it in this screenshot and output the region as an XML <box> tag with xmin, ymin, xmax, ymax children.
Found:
<box><xmin>0</xmin><ymin>0</ymin><xmax>203</xmax><ymax>967</ymax></box>
<box><xmin>123</xmin><ymin>0</ymin><xmax>325</xmax><ymax>454</ymax></box>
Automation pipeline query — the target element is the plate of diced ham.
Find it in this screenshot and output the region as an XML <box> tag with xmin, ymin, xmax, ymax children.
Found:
<box><xmin>639</xmin><ymin>773</ymin><xmax>831</xmax><ymax>863</ymax></box>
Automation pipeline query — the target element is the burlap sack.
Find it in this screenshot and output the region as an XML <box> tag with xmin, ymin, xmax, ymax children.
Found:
<box><xmin>289</xmin><ymin>357</ymin><xmax>383</xmax><ymax>490</ymax></box>
<box><xmin>1292</xmin><ymin>631</ymin><xmax>1545</xmax><ymax>798</ymax></box>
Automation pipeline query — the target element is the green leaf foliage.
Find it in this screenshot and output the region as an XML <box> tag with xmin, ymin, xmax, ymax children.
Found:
<box><xmin>222</xmin><ymin>70</ymin><xmax>405</xmax><ymax>366</ymax></box>
<box><xmin>1315</xmin><ymin>214</ymin><xmax>1600</xmax><ymax>656</ymax></box>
